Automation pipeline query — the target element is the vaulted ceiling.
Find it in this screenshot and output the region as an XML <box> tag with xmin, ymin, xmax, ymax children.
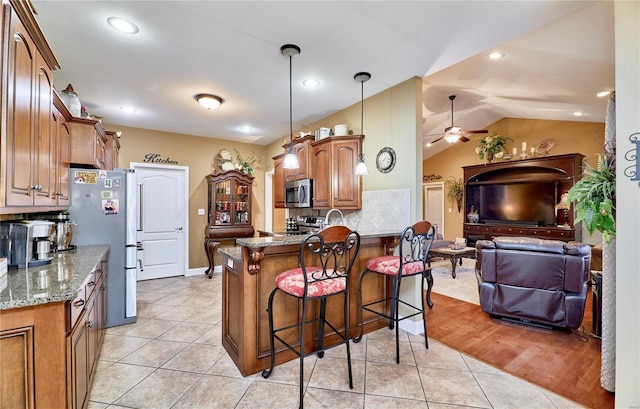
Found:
<box><xmin>32</xmin><ymin>1</ymin><xmax>614</xmax><ymax>159</ymax></box>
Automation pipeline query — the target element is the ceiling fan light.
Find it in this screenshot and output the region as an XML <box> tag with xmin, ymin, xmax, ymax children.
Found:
<box><xmin>448</xmin><ymin>126</ymin><xmax>461</xmax><ymax>134</ymax></box>
<box><xmin>444</xmin><ymin>133</ymin><xmax>460</xmax><ymax>143</ymax></box>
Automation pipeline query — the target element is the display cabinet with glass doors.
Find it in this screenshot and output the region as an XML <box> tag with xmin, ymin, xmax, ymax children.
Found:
<box><xmin>205</xmin><ymin>170</ymin><xmax>254</xmax><ymax>277</ymax></box>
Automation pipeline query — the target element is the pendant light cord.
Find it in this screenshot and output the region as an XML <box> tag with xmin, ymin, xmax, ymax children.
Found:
<box><xmin>289</xmin><ymin>54</ymin><xmax>293</xmax><ymax>148</ymax></box>
<box><xmin>360</xmin><ymin>80</ymin><xmax>364</xmax><ymax>135</ymax></box>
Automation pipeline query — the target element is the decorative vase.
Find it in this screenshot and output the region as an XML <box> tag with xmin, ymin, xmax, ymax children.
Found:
<box><xmin>467</xmin><ymin>212</ymin><xmax>479</xmax><ymax>223</ymax></box>
<box><xmin>59</xmin><ymin>84</ymin><xmax>81</xmax><ymax>117</ymax></box>
<box><xmin>486</xmin><ymin>152</ymin><xmax>494</xmax><ymax>163</ymax></box>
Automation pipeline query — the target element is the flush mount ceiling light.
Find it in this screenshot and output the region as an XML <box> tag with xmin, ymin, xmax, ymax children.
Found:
<box><xmin>489</xmin><ymin>52</ymin><xmax>505</xmax><ymax>60</ymax></box>
<box><xmin>303</xmin><ymin>79</ymin><xmax>320</xmax><ymax>88</ymax></box>
<box><xmin>281</xmin><ymin>44</ymin><xmax>301</xmax><ymax>170</ymax></box>
<box><xmin>195</xmin><ymin>94</ymin><xmax>224</xmax><ymax>110</ymax></box>
<box><xmin>107</xmin><ymin>17</ymin><xmax>139</xmax><ymax>34</ymax></box>
<box><xmin>354</xmin><ymin>71</ymin><xmax>371</xmax><ymax>176</ymax></box>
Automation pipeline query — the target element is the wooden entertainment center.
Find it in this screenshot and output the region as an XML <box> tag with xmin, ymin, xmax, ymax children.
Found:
<box><xmin>463</xmin><ymin>153</ymin><xmax>584</xmax><ymax>245</ymax></box>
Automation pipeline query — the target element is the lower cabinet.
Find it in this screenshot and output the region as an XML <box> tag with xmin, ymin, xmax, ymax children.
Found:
<box><xmin>0</xmin><ymin>254</ymin><xmax>107</xmax><ymax>409</ymax></box>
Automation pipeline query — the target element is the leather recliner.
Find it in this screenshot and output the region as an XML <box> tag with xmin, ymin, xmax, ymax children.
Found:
<box><xmin>475</xmin><ymin>237</ymin><xmax>591</xmax><ymax>329</ymax></box>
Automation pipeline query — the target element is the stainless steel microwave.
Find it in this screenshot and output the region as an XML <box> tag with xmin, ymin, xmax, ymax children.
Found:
<box><xmin>285</xmin><ymin>179</ymin><xmax>313</xmax><ymax>208</ymax></box>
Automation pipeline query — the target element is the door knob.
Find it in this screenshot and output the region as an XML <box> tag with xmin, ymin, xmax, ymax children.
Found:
<box><xmin>176</xmin><ymin>227</ymin><xmax>183</xmax><ymax>231</ymax></box>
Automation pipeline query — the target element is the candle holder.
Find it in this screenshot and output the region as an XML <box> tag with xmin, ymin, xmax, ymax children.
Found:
<box><xmin>519</xmin><ymin>150</ymin><xmax>529</xmax><ymax>160</ymax></box>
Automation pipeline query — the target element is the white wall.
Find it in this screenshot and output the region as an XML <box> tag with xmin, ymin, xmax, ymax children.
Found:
<box><xmin>614</xmin><ymin>1</ymin><xmax>640</xmax><ymax>405</ymax></box>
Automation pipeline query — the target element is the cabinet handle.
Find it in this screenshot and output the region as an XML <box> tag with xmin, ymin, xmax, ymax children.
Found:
<box><xmin>73</xmin><ymin>299</ymin><xmax>85</xmax><ymax>308</ymax></box>
<box><xmin>87</xmin><ymin>281</ymin><xmax>96</xmax><ymax>288</ymax></box>
<box><xmin>86</xmin><ymin>320</ymin><xmax>94</xmax><ymax>328</ymax></box>
<box><xmin>101</xmin><ymin>284</ymin><xmax>107</xmax><ymax>291</ymax></box>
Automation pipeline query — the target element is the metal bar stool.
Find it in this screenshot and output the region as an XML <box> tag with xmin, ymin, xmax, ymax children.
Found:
<box><xmin>261</xmin><ymin>226</ymin><xmax>360</xmax><ymax>408</ymax></box>
<box><xmin>353</xmin><ymin>221</ymin><xmax>435</xmax><ymax>363</ymax></box>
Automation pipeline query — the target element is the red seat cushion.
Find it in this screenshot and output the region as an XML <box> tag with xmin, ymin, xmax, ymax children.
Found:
<box><xmin>365</xmin><ymin>256</ymin><xmax>425</xmax><ymax>276</ymax></box>
<box><xmin>275</xmin><ymin>267</ymin><xmax>346</xmax><ymax>298</ymax></box>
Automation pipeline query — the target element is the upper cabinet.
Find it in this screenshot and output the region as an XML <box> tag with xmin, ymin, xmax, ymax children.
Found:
<box><xmin>272</xmin><ymin>154</ymin><xmax>285</xmax><ymax>208</ymax></box>
<box><xmin>104</xmin><ymin>130</ymin><xmax>121</xmax><ymax>170</ymax></box>
<box><xmin>1</xmin><ymin>0</ymin><xmax>60</xmax><ymax>212</ymax></box>
<box><xmin>69</xmin><ymin>117</ymin><xmax>107</xmax><ymax>169</ymax></box>
<box><xmin>284</xmin><ymin>135</ymin><xmax>314</xmax><ymax>181</ymax></box>
<box><xmin>311</xmin><ymin>136</ymin><xmax>363</xmax><ymax>209</ymax></box>
<box><xmin>52</xmin><ymin>92</ymin><xmax>72</xmax><ymax>207</ymax></box>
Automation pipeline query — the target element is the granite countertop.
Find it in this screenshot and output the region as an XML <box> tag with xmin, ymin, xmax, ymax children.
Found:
<box><xmin>0</xmin><ymin>245</ymin><xmax>109</xmax><ymax>310</ymax></box>
<box><xmin>219</xmin><ymin>229</ymin><xmax>401</xmax><ymax>261</ymax></box>
<box><xmin>235</xmin><ymin>229</ymin><xmax>401</xmax><ymax>249</ymax></box>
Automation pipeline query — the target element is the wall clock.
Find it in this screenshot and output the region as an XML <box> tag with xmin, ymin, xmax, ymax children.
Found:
<box><xmin>376</xmin><ymin>147</ymin><xmax>396</xmax><ymax>173</ymax></box>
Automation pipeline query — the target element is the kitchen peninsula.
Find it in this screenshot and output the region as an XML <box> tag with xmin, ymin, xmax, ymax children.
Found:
<box><xmin>219</xmin><ymin>230</ymin><xmax>403</xmax><ymax>376</ymax></box>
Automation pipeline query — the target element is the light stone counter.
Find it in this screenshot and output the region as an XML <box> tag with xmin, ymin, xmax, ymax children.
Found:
<box><xmin>0</xmin><ymin>245</ymin><xmax>109</xmax><ymax>310</ymax></box>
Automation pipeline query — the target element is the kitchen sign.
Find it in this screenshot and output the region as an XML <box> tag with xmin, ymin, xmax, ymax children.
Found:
<box><xmin>143</xmin><ymin>153</ymin><xmax>178</xmax><ymax>165</ymax></box>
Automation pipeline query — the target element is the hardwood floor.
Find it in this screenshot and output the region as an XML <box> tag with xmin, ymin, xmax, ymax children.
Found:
<box><xmin>425</xmin><ymin>287</ymin><xmax>615</xmax><ymax>409</ymax></box>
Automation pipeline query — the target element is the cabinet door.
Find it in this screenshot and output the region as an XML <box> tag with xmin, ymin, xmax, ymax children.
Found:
<box><xmin>312</xmin><ymin>144</ymin><xmax>331</xmax><ymax>209</ymax></box>
<box><xmin>233</xmin><ymin>179</ymin><xmax>251</xmax><ymax>225</ymax></box>
<box><xmin>33</xmin><ymin>56</ymin><xmax>54</xmax><ymax>206</ymax></box>
<box><xmin>332</xmin><ymin>139</ymin><xmax>361</xmax><ymax>209</ymax></box>
<box><xmin>212</xmin><ymin>179</ymin><xmax>232</xmax><ymax>226</ymax></box>
<box><xmin>70</xmin><ymin>312</ymin><xmax>89</xmax><ymax>409</ymax></box>
<box><xmin>55</xmin><ymin>111</ymin><xmax>71</xmax><ymax>206</ymax></box>
<box><xmin>273</xmin><ymin>156</ymin><xmax>285</xmax><ymax>208</ymax></box>
<box><xmin>4</xmin><ymin>9</ymin><xmax>37</xmax><ymax>206</ymax></box>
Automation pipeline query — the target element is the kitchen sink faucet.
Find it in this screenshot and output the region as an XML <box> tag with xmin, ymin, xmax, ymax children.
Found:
<box><xmin>324</xmin><ymin>208</ymin><xmax>345</xmax><ymax>227</ymax></box>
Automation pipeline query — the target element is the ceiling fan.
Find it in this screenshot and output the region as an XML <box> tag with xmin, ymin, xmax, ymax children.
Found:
<box><xmin>426</xmin><ymin>95</ymin><xmax>488</xmax><ymax>145</ymax></box>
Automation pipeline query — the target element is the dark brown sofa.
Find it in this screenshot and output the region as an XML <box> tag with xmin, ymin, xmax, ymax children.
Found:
<box><xmin>475</xmin><ymin>237</ymin><xmax>591</xmax><ymax>329</ymax></box>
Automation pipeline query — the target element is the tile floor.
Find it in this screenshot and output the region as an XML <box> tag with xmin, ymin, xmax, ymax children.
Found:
<box><xmin>89</xmin><ymin>273</ymin><xmax>586</xmax><ymax>409</ymax></box>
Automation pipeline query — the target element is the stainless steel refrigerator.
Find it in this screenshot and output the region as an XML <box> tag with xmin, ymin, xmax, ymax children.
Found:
<box><xmin>69</xmin><ymin>168</ymin><xmax>138</xmax><ymax>327</ymax></box>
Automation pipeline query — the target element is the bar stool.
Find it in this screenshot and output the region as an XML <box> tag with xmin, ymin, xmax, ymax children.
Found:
<box><xmin>353</xmin><ymin>221</ymin><xmax>435</xmax><ymax>364</ymax></box>
<box><xmin>262</xmin><ymin>226</ymin><xmax>360</xmax><ymax>408</ymax></box>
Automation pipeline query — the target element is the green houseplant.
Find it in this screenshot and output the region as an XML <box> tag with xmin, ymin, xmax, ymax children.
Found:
<box><xmin>475</xmin><ymin>134</ymin><xmax>511</xmax><ymax>162</ymax></box>
<box><xmin>446</xmin><ymin>177</ymin><xmax>464</xmax><ymax>212</ymax></box>
<box><xmin>567</xmin><ymin>148</ymin><xmax>616</xmax><ymax>243</ymax></box>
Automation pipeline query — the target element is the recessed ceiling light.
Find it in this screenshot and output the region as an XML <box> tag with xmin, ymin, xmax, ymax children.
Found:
<box><xmin>195</xmin><ymin>94</ymin><xmax>224</xmax><ymax>110</ymax></box>
<box><xmin>595</xmin><ymin>90</ymin><xmax>611</xmax><ymax>97</ymax></box>
<box><xmin>240</xmin><ymin>126</ymin><xmax>252</xmax><ymax>133</ymax></box>
<box><xmin>303</xmin><ymin>79</ymin><xmax>320</xmax><ymax>88</ymax></box>
<box><xmin>489</xmin><ymin>52</ymin><xmax>505</xmax><ymax>60</ymax></box>
<box><xmin>573</xmin><ymin>111</ymin><xmax>585</xmax><ymax>117</ymax></box>
<box><xmin>120</xmin><ymin>106</ymin><xmax>137</xmax><ymax>113</ymax></box>
<box><xmin>426</xmin><ymin>142</ymin><xmax>432</xmax><ymax>147</ymax></box>
<box><xmin>107</xmin><ymin>17</ymin><xmax>139</xmax><ymax>34</ymax></box>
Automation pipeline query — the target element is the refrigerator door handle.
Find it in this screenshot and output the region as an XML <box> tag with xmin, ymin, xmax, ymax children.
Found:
<box><xmin>137</xmin><ymin>183</ymin><xmax>143</xmax><ymax>232</ymax></box>
<box><xmin>137</xmin><ymin>241</ymin><xmax>144</xmax><ymax>271</ymax></box>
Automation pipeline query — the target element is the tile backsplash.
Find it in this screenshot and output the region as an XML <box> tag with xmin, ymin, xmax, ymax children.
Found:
<box><xmin>288</xmin><ymin>188</ymin><xmax>411</xmax><ymax>233</ymax></box>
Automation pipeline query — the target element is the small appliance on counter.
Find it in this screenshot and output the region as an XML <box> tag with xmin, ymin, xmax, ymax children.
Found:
<box><xmin>0</xmin><ymin>220</ymin><xmax>55</xmax><ymax>268</ymax></box>
<box><xmin>46</xmin><ymin>211</ymin><xmax>76</xmax><ymax>252</ymax></box>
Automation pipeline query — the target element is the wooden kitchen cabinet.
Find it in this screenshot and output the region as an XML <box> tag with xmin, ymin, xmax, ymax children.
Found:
<box><xmin>52</xmin><ymin>92</ymin><xmax>72</xmax><ymax>207</ymax></box>
<box><xmin>69</xmin><ymin>117</ymin><xmax>108</xmax><ymax>169</ymax></box>
<box><xmin>0</xmin><ymin>250</ymin><xmax>108</xmax><ymax>409</ymax></box>
<box><xmin>311</xmin><ymin>135</ymin><xmax>363</xmax><ymax>209</ymax></box>
<box><xmin>104</xmin><ymin>130</ymin><xmax>121</xmax><ymax>170</ymax></box>
<box><xmin>284</xmin><ymin>135</ymin><xmax>314</xmax><ymax>181</ymax></box>
<box><xmin>1</xmin><ymin>0</ymin><xmax>60</xmax><ymax>211</ymax></box>
<box><xmin>205</xmin><ymin>170</ymin><xmax>255</xmax><ymax>275</ymax></box>
<box><xmin>272</xmin><ymin>153</ymin><xmax>285</xmax><ymax>208</ymax></box>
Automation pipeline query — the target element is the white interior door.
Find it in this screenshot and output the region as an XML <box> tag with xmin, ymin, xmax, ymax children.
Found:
<box><xmin>424</xmin><ymin>182</ymin><xmax>444</xmax><ymax>238</ymax></box>
<box><xmin>132</xmin><ymin>163</ymin><xmax>188</xmax><ymax>280</ymax></box>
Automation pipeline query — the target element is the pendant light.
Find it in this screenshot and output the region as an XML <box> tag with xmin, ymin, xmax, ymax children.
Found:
<box><xmin>281</xmin><ymin>44</ymin><xmax>301</xmax><ymax>169</ymax></box>
<box><xmin>354</xmin><ymin>72</ymin><xmax>371</xmax><ymax>176</ymax></box>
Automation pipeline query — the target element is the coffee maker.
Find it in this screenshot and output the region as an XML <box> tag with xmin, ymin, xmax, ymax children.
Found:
<box><xmin>0</xmin><ymin>221</ymin><xmax>55</xmax><ymax>269</ymax></box>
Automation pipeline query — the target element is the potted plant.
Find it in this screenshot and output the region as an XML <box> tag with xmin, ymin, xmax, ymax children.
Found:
<box><xmin>475</xmin><ymin>134</ymin><xmax>511</xmax><ymax>162</ymax></box>
<box><xmin>446</xmin><ymin>177</ymin><xmax>464</xmax><ymax>212</ymax></box>
<box><xmin>567</xmin><ymin>147</ymin><xmax>616</xmax><ymax>243</ymax></box>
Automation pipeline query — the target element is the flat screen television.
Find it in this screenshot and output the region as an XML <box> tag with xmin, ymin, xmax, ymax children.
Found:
<box><xmin>479</xmin><ymin>181</ymin><xmax>557</xmax><ymax>226</ymax></box>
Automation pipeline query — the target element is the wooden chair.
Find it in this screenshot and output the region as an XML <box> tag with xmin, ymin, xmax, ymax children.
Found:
<box><xmin>261</xmin><ymin>226</ymin><xmax>360</xmax><ymax>408</ymax></box>
<box><xmin>353</xmin><ymin>221</ymin><xmax>435</xmax><ymax>363</ymax></box>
